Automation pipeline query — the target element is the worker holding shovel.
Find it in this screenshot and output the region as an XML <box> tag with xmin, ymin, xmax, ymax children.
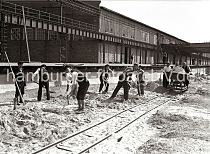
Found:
<box><xmin>32</xmin><ymin>64</ymin><xmax>50</xmax><ymax>101</ymax></box>
<box><xmin>14</xmin><ymin>61</ymin><xmax>26</xmax><ymax>105</ymax></box>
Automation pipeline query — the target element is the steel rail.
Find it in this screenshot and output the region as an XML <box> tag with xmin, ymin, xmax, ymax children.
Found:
<box><xmin>32</xmin><ymin>95</ymin><xmax>161</xmax><ymax>154</ymax></box>
<box><xmin>77</xmin><ymin>97</ymin><xmax>173</xmax><ymax>154</ymax></box>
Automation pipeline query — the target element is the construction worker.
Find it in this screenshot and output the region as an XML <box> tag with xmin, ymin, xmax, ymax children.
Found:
<box><xmin>162</xmin><ymin>62</ymin><xmax>172</xmax><ymax>88</ymax></box>
<box><xmin>69</xmin><ymin>68</ymin><xmax>79</xmax><ymax>99</ymax></box>
<box><xmin>14</xmin><ymin>61</ymin><xmax>26</xmax><ymax>105</ymax></box>
<box><xmin>109</xmin><ymin>67</ymin><xmax>132</xmax><ymax>102</ymax></box>
<box><xmin>182</xmin><ymin>62</ymin><xmax>191</xmax><ymax>89</ymax></box>
<box><xmin>131</xmin><ymin>63</ymin><xmax>139</xmax><ymax>87</ymax></box>
<box><xmin>32</xmin><ymin>64</ymin><xmax>50</xmax><ymax>101</ymax></box>
<box><xmin>64</xmin><ymin>67</ymin><xmax>72</xmax><ymax>92</ymax></box>
<box><xmin>137</xmin><ymin>65</ymin><xmax>146</xmax><ymax>96</ymax></box>
<box><xmin>98</xmin><ymin>64</ymin><xmax>113</xmax><ymax>94</ymax></box>
<box><xmin>76</xmin><ymin>71</ymin><xmax>90</xmax><ymax>111</ymax></box>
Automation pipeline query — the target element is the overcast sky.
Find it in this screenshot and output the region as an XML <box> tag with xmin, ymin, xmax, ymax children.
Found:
<box><xmin>100</xmin><ymin>0</ymin><xmax>210</xmax><ymax>43</ymax></box>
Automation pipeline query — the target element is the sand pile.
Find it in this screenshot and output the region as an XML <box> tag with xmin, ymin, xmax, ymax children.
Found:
<box><xmin>196</xmin><ymin>87</ymin><xmax>210</xmax><ymax>96</ymax></box>
<box><xmin>145</xmin><ymin>81</ymin><xmax>159</xmax><ymax>91</ymax></box>
<box><xmin>0</xmin><ymin>103</ymin><xmax>82</xmax><ymax>153</ymax></box>
<box><xmin>137</xmin><ymin>138</ymin><xmax>171</xmax><ymax>154</ymax></box>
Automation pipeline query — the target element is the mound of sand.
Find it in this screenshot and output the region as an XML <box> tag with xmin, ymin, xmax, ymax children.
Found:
<box><xmin>145</xmin><ymin>81</ymin><xmax>159</xmax><ymax>91</ymax></box>
<box><xmin>196</xmin><ymin>87</ymin><xmax>210</xmax><ymax>96</ymax></box>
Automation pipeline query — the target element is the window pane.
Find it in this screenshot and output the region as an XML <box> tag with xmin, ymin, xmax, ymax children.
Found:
<box><xmin>11</xmin><ymin>28</ymin><xmax>20</xmax><ymax>40</ymax></box>
<box><xmin>49</xmin><ymin>31</ymin><xmax>58</xmax><ymax>40</ymax></box>
<box><xmin>36</xmin><ymin>29</ymin><xmax>45</xmax><ymax>40</ymax></box>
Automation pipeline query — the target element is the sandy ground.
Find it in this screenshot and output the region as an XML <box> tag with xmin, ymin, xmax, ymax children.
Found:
<box><xmin>0</xmin><ymin>76</ymin><xmax>210</xmax><ymax>154</ymax></box>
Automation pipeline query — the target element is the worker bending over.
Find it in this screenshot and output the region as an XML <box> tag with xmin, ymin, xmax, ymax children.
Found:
<box><xmin>109</xmin><ymin>67</ymin><xmax>133</xmax><ymax>102</ymax></box>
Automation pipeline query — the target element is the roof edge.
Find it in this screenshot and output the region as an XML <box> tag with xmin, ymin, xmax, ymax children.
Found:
<box><xmin>100</xmin><ymin>6</ymin><xmax>188</xmax><ymax>43</ymax></box>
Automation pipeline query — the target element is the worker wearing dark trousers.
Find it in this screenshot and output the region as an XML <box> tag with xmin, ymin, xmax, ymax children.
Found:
<box><xmin>182</xmin><ymin>62</ymin><xmax>191</xmax><ymax>89</ymax></box>
<box><xmin>137</xmin><ymin>66</ymin><xmax>145</xmax><ymax>96</ymax></box>
<box><xmin>99</xmin><ymin>64</ymin><xmax>112</xmax><ymax>94</ymax></box>
<box><xmin>163</xmin><ymin>63</ymin><xmax>171</xmax><ymax>88</ymax></box>
<box><xmin>15</xmin><ymin>61</ymin><xmax>26</xmax><ymax>105</ymax></box>
<box><xmin>38</xmin><ymin>81</ymin><xmax>50</xmax><ymax>101</ymax></box>
<box><xmin>99</xmin><ymin>75</ymin><xmax>109</xmax><ymax>93</ymax></box>
<box><xmin>110</xmin><ymin>80</ymin><xmax>130</xmax><ymax>100</ymax></box>
<box><xmin>76</xmin><ymin>72</ymin><xmax>90</xmax><ymax>111</ymax></box>
<box><xmin>109</xmin><ymin>68</ymin><xmax>132</xmax><ymax>101</ymax></box>
<box><xmin>33</xmin><ymin>64</ymin><xmax>50</xmax><ymax>101</ymax></box>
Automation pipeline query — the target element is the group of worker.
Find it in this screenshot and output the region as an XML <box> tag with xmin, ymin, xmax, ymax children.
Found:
<box><xmin>13</xmin><ymin>61</ymin><xmax>190</xmax><ymax>110</ymax></box>
<box><xmin>162</xmin><ymin>62</ymin><xmax>191</xmax><ymax>89</ymax></box>
<box><xmin>13</xmin><ymin>62</ymin><xmax>146</xmax><ymax>110</ymax></box>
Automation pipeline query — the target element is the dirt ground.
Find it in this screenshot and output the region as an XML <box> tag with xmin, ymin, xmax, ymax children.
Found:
<box><xmin>0</xmin><ymin>77</ymin><xmax>210</xmax><ymax>154</ymax></box>
<box><xmin>137</xmin><ymin>80</ymin><xmax>210</xmax><ymax>154</ymax></box>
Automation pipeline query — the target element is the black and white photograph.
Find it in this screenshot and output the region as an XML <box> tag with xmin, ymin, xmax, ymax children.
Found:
<box><xmin>0</xmin><ymin>0</ymin><xmax>210</xmax><ymax>153</ymax></box>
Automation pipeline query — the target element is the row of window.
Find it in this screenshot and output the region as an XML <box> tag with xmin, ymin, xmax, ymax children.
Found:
<box><xmin>102</xmin><ymin>18</ymin><xmax>157</xmax><ymax>44</ymax></box>
<box><xmin>102</xmin><ymin>15</ymin><xmax>184</xmax><ymax>45</ymax></box>
<box><xmin>11</xmin><ymin>28</ymin><xmax>58</xmax><ymax>41</ymax></box>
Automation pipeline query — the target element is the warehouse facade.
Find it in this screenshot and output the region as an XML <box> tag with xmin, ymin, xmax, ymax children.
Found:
<box><xmin>99</xmin><ymin>7</ymin><xmax>185</xmax><ymax>65</ymax></box>
<box><xmin>0</xmin><ymin>0</ymin><xmax>209</xmax><ymax>65</ymax></box>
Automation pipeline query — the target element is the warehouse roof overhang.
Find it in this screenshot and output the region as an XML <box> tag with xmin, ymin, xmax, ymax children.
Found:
<box><xmin>161</xmin><ymin>43</ymin><xmax>210</xmax><ymax>59</ymax></box>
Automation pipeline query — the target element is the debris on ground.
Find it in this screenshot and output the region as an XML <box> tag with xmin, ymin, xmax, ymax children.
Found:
<box><xmin>137</xmin><ymin>138</ymin><xmax>171</xmax><ymax>154</ymax></box>
<box><xmin>0</xmin><ymin>80</ymin><xmax>210</xmax><ymax>154</ymax></box>
<box><xmin>145</xmin><ymin>81</ymin><xmax>159</xmax><ymax>91</ymax></box>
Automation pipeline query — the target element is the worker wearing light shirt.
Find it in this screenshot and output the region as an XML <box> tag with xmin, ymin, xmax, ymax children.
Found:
<box><xmin>64</xmin><ymin>67</ymin><xmax>72</xmax><ymax>91</ymax></box>
<box><xmin>67</xmin><ymin>69</ymin><xmax>78</xmax><ymax>100</ymax></box>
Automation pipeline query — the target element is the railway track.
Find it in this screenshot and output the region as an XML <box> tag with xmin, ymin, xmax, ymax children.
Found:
<box><xmin>32</xmin><ymin>93</ymin><xmax>180</xmax><ymax>154</ymax></box>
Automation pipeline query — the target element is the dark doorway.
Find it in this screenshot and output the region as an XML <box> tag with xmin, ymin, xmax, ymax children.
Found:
<box><xmin>124</xmin><ymin>47</ymin><xmax>131</xmax><ymax>64</ymax></box>
<box><xmin>124</xmin><ymin>47</ymin><xmax>128</xmax><ymax>64</ymax></box>
<box><xmin>173</xmin><ymin>55</ymin><xmax>176</xmax><ymax>64</ymax></box>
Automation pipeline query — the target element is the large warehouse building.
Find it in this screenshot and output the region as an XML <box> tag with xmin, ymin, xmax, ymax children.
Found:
<box><xmin>0</xmin><ymin>0</ymin><xmax>209</xmax><ymax>65</ymax></box>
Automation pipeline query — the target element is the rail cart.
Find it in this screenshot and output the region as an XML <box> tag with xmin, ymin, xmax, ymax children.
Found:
<box><xmin>170</xmin><ymin>73</ymin><xmax>188</xmax><ymax>91</ymax></box>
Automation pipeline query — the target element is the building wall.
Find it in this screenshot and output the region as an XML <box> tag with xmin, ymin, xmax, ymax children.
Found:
<box><xmin>6</xmin><ymin>0</ymin><xmax>100</xmax><ymax>27</ymax></box>
<box><xmin>70</xmin><ymin>39</ymin><xmax>99</xmax><ymax>63</ymax></box>
<box><xmin>6</xmin><ymin>25</ymin><xmax>99</xmax><ymax>63</ymax></box>
<box><xmin>99</xmin><ymin>7</ymin><xmax>190</xmax><ymax>65</ymax></box>
<box><xmin>100</xmin><ymin>7</ymin><xmax>185</xmax><ymax>46</ymax></box>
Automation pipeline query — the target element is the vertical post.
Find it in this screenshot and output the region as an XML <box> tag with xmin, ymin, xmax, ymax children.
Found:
<box><xmin>22</xmin><ymin>6</ymin><xmax>31</xmax><ymax>62</ymax></box>
<box><xmin>0</xmin><ymin>0</ymin><xmax>2</xmax><ymax>10</ymax></box>
<box><xmin>102</xmin><ymin>42</ymin><xmax>105</xmax><ymax>63</ymax></box>
<box><xmin>60</xmin><ymin>2</ymin><xmax>63</xmax><ymax>24</ymax></box>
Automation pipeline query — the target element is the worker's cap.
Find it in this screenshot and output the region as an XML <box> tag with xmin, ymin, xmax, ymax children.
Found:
<box><xmin>41</xmin><ymin>64</ymin><xmax>47</xmax><ymax>67</ymax></box>
<box><xmin>105</xmin><ymin>64</ymin><xmax>110</xmax><ymax>67</ymax></box>
<box><xmin>125</xmin><ymin>67</ymin><xmax>133</xmax><ymax>72</ymax></box>
<box><xmin>17</xmin><ymin>61</ymin><xmax>23</xmax><ymax>65</ymax></box>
